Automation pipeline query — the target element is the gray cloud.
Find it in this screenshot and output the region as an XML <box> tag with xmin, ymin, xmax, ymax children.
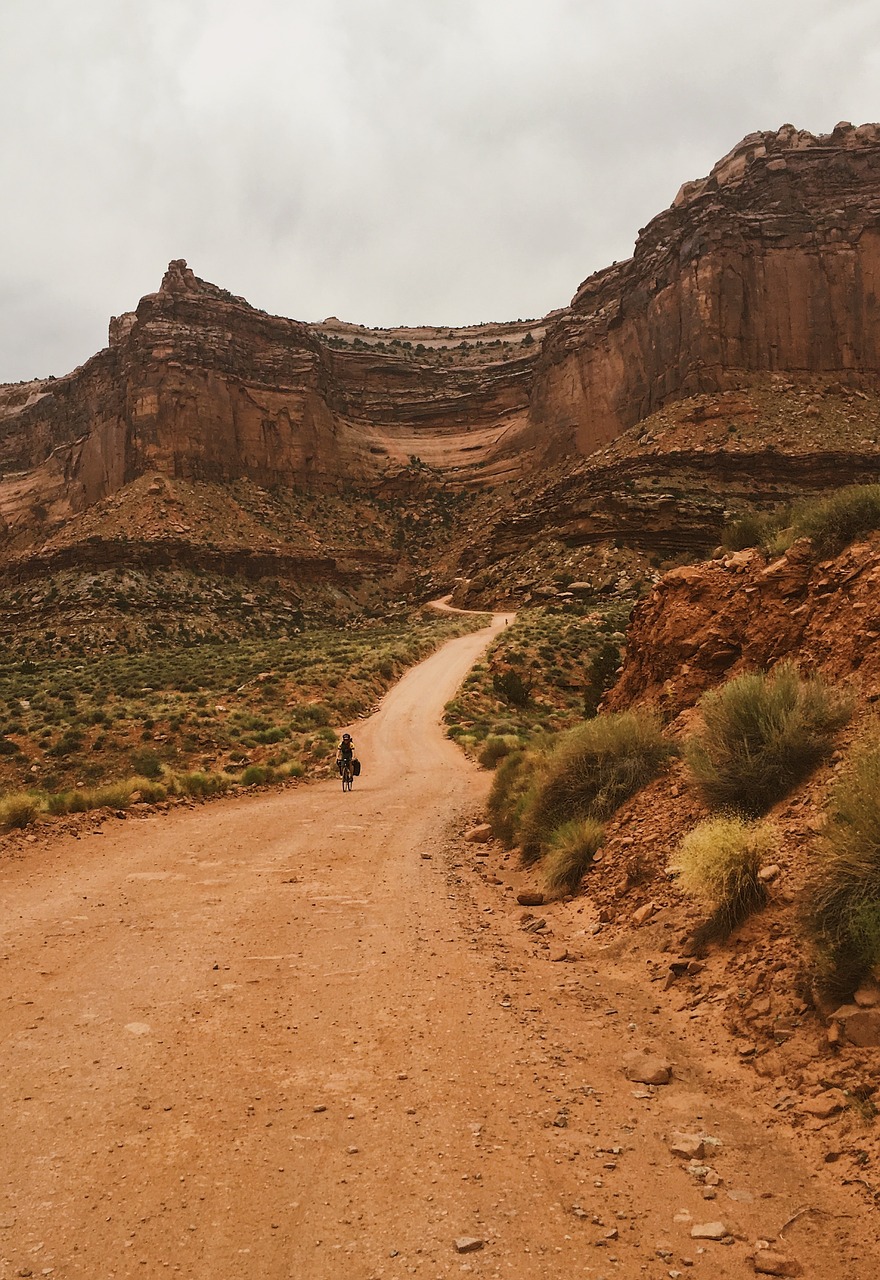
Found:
<box><xmin>2</xmin><ymin>0</ymin><xmax>879</xmax><ymax>379</ymax></box>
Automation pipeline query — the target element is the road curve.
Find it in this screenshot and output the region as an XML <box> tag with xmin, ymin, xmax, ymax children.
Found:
<box><xmin>1</xmin><ymin>612</ymin><xmax>873</xmax><ymax>1279</ymax></box>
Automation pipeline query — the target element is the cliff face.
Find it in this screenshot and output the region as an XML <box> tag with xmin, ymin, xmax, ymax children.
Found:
<box><xmin>0</xmin><ymin>260</ymin><xmax>542</xmax><ymax>546</ymax></box>
<box><xmin>3</xmin><ymin>123</ymin><xmax>880</xmax><ymax>551</ymax></box>
<box><xmin>604</xmin><ymin>533</ymin><xmax>880</xmax><ymax>719</ymax></box>
<box><xmin>532</xmin><ymin>121</ymin><xmax>880</xmax><ymax>454</ymax></box>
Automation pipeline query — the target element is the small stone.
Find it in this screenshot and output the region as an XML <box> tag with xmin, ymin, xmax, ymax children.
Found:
<box><xmin>454</xmin><ymin>1237</ymin><xmax>485</xmax><ymax>1254</ymax></box>
<box><xmin>632</xmin><ymin>902</ymin><xmax>657</xmax><ymax>927</ymax></box>
<box><xmin>464</xmin><ymin>824</ymin><xmax>492</xmax><ymax>843</ymax></box>
<box><xmin>758</xmin><ymin>865</ymin><xmax>781</xmax><ymax>883</ymax></box>
<box><xmin>623</xmin><ymin>1050</ymin><xmax>672</xmax><ymax>1085</ymax></box>
<box><xmin>517</xmin><ymin>891</ymin><xmax>545</xmax><ymax>907</ymax></box>
<box><xmin>670</xmin><ymin>1132</ymin><xmax>705</xmax><ymax>1159</ymax></box>
<box><xmin>549</xmin><ymin>946</ymin><xmax>569</xmax><ymax>963</ymax></box>
<box><xmin>799</xmin><ymin>1089</ymin><xmax>846</xmax><ymax>1118</ymax></box>
<box><xmin>753</xmin><ymin>1246</ymin><xmax>802</xmax><ymax>1276</ymax></box>
<box><xmin>853</xmin><ymin>982</ymin><xmax>880</xmax><ymax>1008</ymax></box>
<box><xmin>312</xmin><ymin>1104</ymin><xmax>327</xmax><ymax>1113</ymax></box>
<box><xmin>690</xmin><ymin>1222</ymin><xmax>727</xmax><ymax>1240</ymax></box>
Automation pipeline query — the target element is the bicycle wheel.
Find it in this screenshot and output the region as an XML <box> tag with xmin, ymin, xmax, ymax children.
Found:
<box><xmin>342</xmin><ymin>764</ymin><xmax>352</xmax><ymax>792</ymax></box>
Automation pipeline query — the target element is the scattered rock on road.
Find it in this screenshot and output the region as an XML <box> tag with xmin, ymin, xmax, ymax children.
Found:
<box><xmin>690</xmin><ymin>1221</ymin><xmax>727</xmax><ymax>1240</ymax></box>
<box><xmin>517</xmin><ymin>891</ymin><xmax>545</xmax><ymax>906</ymax></box>
<box><xmin>623</xmin><ymin>1050</ymin><xmax>672</xmax><ymax>1085</ymax></box>
<box><xmin>454</xmin><ymin>1236</ymin><xmax>485</xmax><ymax>1254</ymax></box>
<box><xmin>753</xmin><ymin>1244</ymin><xmax>801</xmax><ymax>1275</ymax></box>
<box><xmin>464</xmin><ymin>824</ymin><xmax>492</xmax><ymax>843</ymax></box>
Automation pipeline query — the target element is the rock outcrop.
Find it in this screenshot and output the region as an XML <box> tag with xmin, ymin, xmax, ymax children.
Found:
<box><xmin>533</xmin><ymin>121</ymin><xmax>880</xmax><ymax>455</ymax></box>
<box><xmin>3</xmin><ymin>123</ymin><xmax>880</xmax><ymax>553</ymax></box>
<box><xmin>606</xmin><ymin>534</ymin><xmax>880</xmax><ymax>717</ymax></box>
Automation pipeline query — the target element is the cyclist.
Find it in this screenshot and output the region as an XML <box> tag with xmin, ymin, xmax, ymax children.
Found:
<box><xmin>336</xmin><ymin>732</ymin><xmax>355</xmax><ymax>775</ymax></box>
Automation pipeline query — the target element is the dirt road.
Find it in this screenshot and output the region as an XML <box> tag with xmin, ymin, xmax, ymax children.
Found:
<box><xmin>1</xmin><ymin>616</ymin><xmax>874</xmax><ymax>1279</ymax></box>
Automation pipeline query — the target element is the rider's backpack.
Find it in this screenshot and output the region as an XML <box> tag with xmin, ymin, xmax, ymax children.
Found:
<box><xmin>353</xmin><ymin>758</ymin><xmax>361</xmax><ymax>776</ymax></box>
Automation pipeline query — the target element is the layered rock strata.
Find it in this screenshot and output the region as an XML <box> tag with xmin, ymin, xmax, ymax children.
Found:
<box><xmin>3</xmin><ymin>123</ymin><xmax>880</xmax><ymax>556</ymax></box>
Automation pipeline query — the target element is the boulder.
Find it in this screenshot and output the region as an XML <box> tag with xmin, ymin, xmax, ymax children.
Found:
<box><xmin>623</xmin><ymin>1050</ymin><xmax>672</xmax><ymax>1085</ymax></box>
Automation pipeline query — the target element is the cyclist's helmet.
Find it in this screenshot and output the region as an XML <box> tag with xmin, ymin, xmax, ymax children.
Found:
<box><xmin>342</xmin><ymin>733</ymin><xmax>351</xmax><ymax>741</ymax></box>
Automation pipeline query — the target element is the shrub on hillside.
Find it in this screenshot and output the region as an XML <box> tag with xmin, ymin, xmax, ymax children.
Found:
<box><xmin>542</xmin><ymin>818</ymin><xmax>605</xmax><ymax>896</ymax></box>
<box><xmin>803</xmin><ymin>728</ymin><xmax>880</xmax><ymax>995</ymax></box>
<box><xmin>517</xmin><ymin>711</ymin><xmax>672</xmax><ymax>860</ymax></box>
<box><xmin>0</xmin><ymin>791</ymin><xmax>40</xmax><ymax>830</ymax></box>
<box><xmin>130</xmin><ymin>746</ymin><xmax>163</xmax><ymax>779</ymax></box>
<box><xmin>487</xmin><ymin>748</ymin><xmax>545</xmax><ymax>847</ymax></box>
<box><xmin>478</xmin><ymin>734</ymin><xmax>522</xmax><ymax>770</ymax></box>
<box><xmin>673</xmin><ymin>816</ymin><xmax>774</xmax><ymax>941</ymax></box>
<box><xmin>795</xmin><ymin>484</ymin><xmax>880</xmax><ymax>555</ymax></box>
<box><xmin>493</xmin><ymin>669</ymin><xmax>532</xmax><ymax>708</ymax></box>
<box><xmin>686</xmin><ymin>663</ymin><xmax>852</xmax><ymax>817</ymax></box>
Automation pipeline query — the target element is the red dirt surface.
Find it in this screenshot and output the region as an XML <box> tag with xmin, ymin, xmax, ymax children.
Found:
<box><xmin>1</xmin><ymin>618</ymin><xmax>876</xmax><ymax>1278</ymax></box>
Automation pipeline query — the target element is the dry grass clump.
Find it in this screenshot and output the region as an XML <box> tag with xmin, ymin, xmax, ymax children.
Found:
<box><xmin>673</xmin><ymin>816</ymin><xmax>775</xmax><ymax>941</ymax></box>
<box><xmin>542</xmin><ymin>818</ymin><xmax>605</xmax><ymax>896</ymax></box>
<box><xmin>803</xmin><ymin>728</ymin><xmax>880</xmax><ymax>996</ymax></box>
<box><xmin>793</xmin><ymin>484</ymin><xmax>880</xmax><ymax>555</ymax></box>
<box><xmin>722</xmin><ymin>485</ymin><xmax>880</xmax><ymax>556</ymax></box>
<box><xmin>0</xmin><ymin>791</ymin><xmax>40</xmax><ymax>830</ymax></box>
<box><xmin>686</xmin><ymin>662</ymin><xmax>852</xmax><ymax>817</ymax></box>
<box><xmin>517</xmin><ymin>711</ymin><xmax>672</xmax><ymax>860</ymax></box>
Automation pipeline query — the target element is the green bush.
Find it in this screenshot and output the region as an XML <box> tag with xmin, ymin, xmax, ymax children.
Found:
<box><xmin>542</xmin><ymin>818</ymin><xmax>605</xmax><ymax>896</ymax></box>
<box><xmin>241</xmin><ymin>764</ymin><xmax>269</xmax><ymax>786</ymax></box>
<box><xmin>130</xmin><ymin>746</ymin><xmax>163</xmax><ymax>779</ymax></box>
<box><xmin>673</xmin><ymin>816</ymin><xmax>774</xmax><ymax>940</ymax></box>
<box><xmin>795</xmin><ymin>484</ymin><xmax>880</xmax><ymax>555</ymax></box>
<box><xmin>803</xmin><ymin>729</ymin><xmax>880</xmax><ymax>995</ymax></box>
<box><xmin>686</xmin><ymin>663</ymin><xmax>852</xmax><ymax>816</ymax></box>
<box><xmin>517</xmin><ymin>711</ymin><xmax>672</xmax><ymax>859</ymax></box>
<box><xmin>478</xmin><ymin>734</ymin><xmax>521</xmax><ymax>770</ymax></box>
<box><xmin>487</xmin><ymin>748</ymin><xmax>544</xmax><ymax>847</ymax></box>
<box><xmin>493</xmin><ymin>668</ymin><xmax>533</xmax><ymax>708</ymax></box>
<box><xmin>0</xmin><ymin>791</ymin><xmax>40</xmax><ymax>830</ymax></box>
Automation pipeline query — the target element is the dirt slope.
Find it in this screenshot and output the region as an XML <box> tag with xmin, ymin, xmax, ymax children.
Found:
<box><xmin>0</xmin><ymin>619</ymin><xmax>874</xmax><ymax>1279</ymax></box>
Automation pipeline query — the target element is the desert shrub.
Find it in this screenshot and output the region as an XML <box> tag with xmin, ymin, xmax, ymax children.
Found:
<box><xmin>0</xmin><ymin>791</ymin><xmax>40</xmax><ymax>829</ymax></box>
<box><xmin>686</xmin><ymin>663</ymin><xmax>852</xmax><ymax>816</ymax></box>
<box><xmin>517</xmin><ymin>711</ymin><xmax>672</xmax><ymax>859</ymax></box>
<box><xmin>795</xmin><ymin>484</ymin><xmax>880</xmax><ymax>555</ymax></box>
<box><xmin>171</xmin><ymin>770</ymin><xmax>230</xmax><ymax>798</ymax></box>
<box><xmin>542</xmin><ymin>818</ymin><xmax>605</xmax><ymax>896</ymax></box>
<box><xmin>478</xmin><ymin>734</ymin><xmax>521</xmax><ymax>770</ymax></box>
<box><xmin>493</xmin><ymin>669</ymin><xmax>532</xmax><ymax>708</ymax></box>
<box><xmin>130</xmin><ymin>746</ymin><xmax>163</xmax><ymax>779</ymax></box>
<box><xmin>487</xmin><ymin>748</ymin><xmax>544</xmax><ymax>847</ymax></box>
<box><xmin>0</xmin><ymin>736</ymin><xmax>20</xmax><ymax>756</ymax></box>
<box><xmin>803</xmin><ymin>729</ymin><xmax>880</xmax><ymax>995</ymax></box>
<box><xmin>673</xmin><ymin>816</ymin><xmax>774</xmax><ymax>941</ymax></box>
<box><xmin>583</xmin><ymin>642</ymin><xmax>622</xmax><ymax>718</ymax></box>
<box><xmin>241</xmin><ymin>764</ymin><xmax>269</xmax><ymax>786</ymax></box>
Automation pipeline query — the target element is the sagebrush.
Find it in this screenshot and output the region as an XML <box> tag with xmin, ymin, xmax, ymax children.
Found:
<box><xmin>803</xmin><ymin>727</ymin><xmax>880</xmax><ymax>996</ymax></box>
<box><xmin>686</xmin><ymin>662</ymin><xmax>852</xmax><ymax>816</ymax></box>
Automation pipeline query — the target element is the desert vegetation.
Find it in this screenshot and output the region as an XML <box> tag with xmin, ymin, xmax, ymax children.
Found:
<box><xmin>444</xmin><ymin>603</ymin><xmax>628</xmax><ymax>764</ymax></box>
<box><xmin>803</xmin><ymin>724</ymin><xmax>880</xmax><ymax>996</ymax></box>
<box><xmin>672</xmin><ymin>815</ymin><xmax>775</xmax><ymax>942</ymax></box>
<box><xmin>723</xmin><ymin>483</ymin><xmax>880</xmax><ymax>557</ymax></box>
<box><xmin>488</xmin><ymin>709</ymin><xmax>673</xmax><ymax>895</ymax></box>
<box><xmin>685</xmin><ymin>662</ymin><xmax>853</xmax><ymax>816</ymax></box>
<box><xmin>0</xmin><ymin>608</ymin><xmax>485</xmax><ymax>820</ymax></box>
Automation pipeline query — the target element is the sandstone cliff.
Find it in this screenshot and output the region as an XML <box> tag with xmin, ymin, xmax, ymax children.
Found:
<box><xmin>3</xmin><ymin>122</ymin><xmax>880</xmax><ymax>557</ymax></box>
<box><xmin>533</xmin><ymin>121</ymin><xmax>880</xmax><ymax>455</ymax></box>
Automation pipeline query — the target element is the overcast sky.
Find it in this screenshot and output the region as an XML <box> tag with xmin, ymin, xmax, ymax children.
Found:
<box><xmin>2</xmin><ymin>0</ymin><xmax>879</xmax><ymax>382</ymax></box>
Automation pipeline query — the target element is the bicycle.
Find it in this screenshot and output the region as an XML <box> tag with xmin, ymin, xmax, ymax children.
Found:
<box><xmin>340</xmin><ymin>758</ymin><xmax>354</xmax><ymax>792</ymax></box>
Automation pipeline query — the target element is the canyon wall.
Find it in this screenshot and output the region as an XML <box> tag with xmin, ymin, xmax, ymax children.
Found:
<box><xmin>3</xmin><ymin>123</ymin><xmax>880</xmax><ymax>549</ymax></box>
<box><xmin>533</xmin><ymin>121</ymin><xmax>880</xmax><ymax>454</ymax></box>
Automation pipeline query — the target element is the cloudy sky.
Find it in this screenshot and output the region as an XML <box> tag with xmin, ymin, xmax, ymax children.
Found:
<box><xmin>2</xmin><ymin>0</ymin><xmax>879</xmax><ymax>382</ymax></box>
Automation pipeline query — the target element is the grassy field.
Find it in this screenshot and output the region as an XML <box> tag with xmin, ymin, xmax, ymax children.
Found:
<box><xmin>443</xmin><ymin>602</ymin><xmax>631</xmax><ymax>764</ymax></box>
<box><xmin>0</xmin><ymin>609</ymin><xmax>486</xmax><ymax>805</ymax></box>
